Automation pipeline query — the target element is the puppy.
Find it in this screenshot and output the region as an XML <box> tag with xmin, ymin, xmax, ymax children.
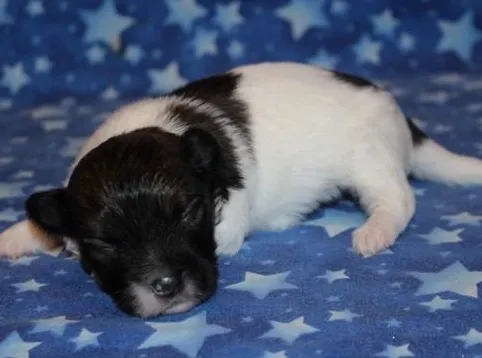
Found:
<box><xmin>1</xmin><ymin>62</ymin><xmax>482</xmax><ymax>317</ymax></box>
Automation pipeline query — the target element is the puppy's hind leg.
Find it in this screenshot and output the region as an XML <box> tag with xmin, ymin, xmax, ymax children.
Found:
<box><xmin>0</xmin><ymin>219</ymin><xmax>62</xmax><ymax>259</ymax></box>
<box><xmin>351</xmin><ymin>163</ymin><xmax>415</xmax><ymax>257</ymax></box>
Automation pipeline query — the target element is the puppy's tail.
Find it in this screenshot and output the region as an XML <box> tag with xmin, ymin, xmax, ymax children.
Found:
<box><xmin>408</xmin><ymin>117</ymin><xmax>482</xmax><ymax>185</ymax></box>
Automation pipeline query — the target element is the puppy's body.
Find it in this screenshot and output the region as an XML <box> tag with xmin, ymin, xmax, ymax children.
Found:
<box><xmin>2</xmin><ymin>62</ymin><xmax>482</xmax><ymax>317</ymax></box>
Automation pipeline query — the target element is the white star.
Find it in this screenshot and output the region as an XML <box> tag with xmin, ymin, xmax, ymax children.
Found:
<box><xmin>0</xmin><ymin>182</ymin><xmax>29</xmax><ymax>199</ymax></box>
<box><xmin>442</xmin><ymin>212</ymin><xmax>482</xmax><ymax>226</ymax></box>
<box><xmin>125</xmin><ymin>45</ymin><xmax>144</xmax><ymax>64</ymax></box>
<box><xmin>331</xmin><ymin>0</ymin><xmax>348</xmax><ymax>15</ymax></box>
<box><xmin>375</xmin><ymin>343</ymin><xmax>414</xmax><ymax>358</ymax></box>
<box><xmin>262</xmin><ymin>350</ymin><xmax>288</xmax><ymax>358</ymax></box>
<box><xmin>371</xmin><ymin>9</ymin><xmax>399</xmax><ymax>38</ymax></box>
<box><xmin>70</xmin><ymin>328</ymin><xmax>102</xmax><ymax>351</ymax></box>
<box><xmin>0</xmin><ymin>0</ymin><xmax>12</xmax><ymax>25</ymax></box>
<box><xmin>453</xmin><ymin>328</ymin><xmax>482</xmax><ymax>348</ymax></box>
<box><xmin>60</xmin><ymin>137</ymin><xmax>86</xmax><ymax>157</ymax></box>
<box><xmin>399</xmin><ymin>32</ymin><xmax>415</xmax><ymax>53</ymax></box>
<box><xmin>139</xmin><ymin>311</ymin><xmax>230</xmax><ymax>357</ymax></box>
<box><xmin>1</xmin><ymin>63</ymin><xmax>30</xmax><ymax>94</ymax></box>
<box><xmin>419</xmin><ymin>227</ymin><xmax>464</xmax><ymax>245</ymax></box>
<box><xmin>409</xmin><ymin>261</ymin><xmax>482</xmax><ymax>298</ymax></box>
<box><xmin>41</xmin><ymin>119</ymin><xmax>67</xmax><ymax>132</ymax></box>
<box><xmin>12</xmin><ymin>279</ymin><xmax>47</xmax><ymax>293</ymax></box>
<box><xmin>214</xmin><ymin>2</ymin><xmax>243</xmax><ymax>32</ymax></box>
<box><xmin>9</xmin><ymin>256</ymin><xmax>38</xmax><ymax>266</ymax></box>
<box><xmin>10</xmin><ymin>165</ymin><xmax>29</xmax><ymax>175</ymax></box>
<box><xmin>308</xmin><ymin>49</ymin><xmax>338</xmax><ymax>69</ymax></box>
<box><xmin>86</xmin><ymin>44</ymin><xmax>106</xmax><ymax>64</ymax></box>
<box><xmin>431</xmin><ymin>73</ymin><xmax>462</xmax><ymax>85</ymax></box>
<box><xmin>227</xmin><ymin>40</ymin><xmax>245</xmax><ymax>59</ymax></box>
<box><xmin>302</xmin><ymin>209</ymin><xmax>365</xmax><ymax>237</ymax></box>
<box><xmin>80</xmin><ymin>0</ymin><xmax>134</xmax><ymax>47</ymax></box>
<box><xmin>317</xmin><ymin>269</ymin><xmax>349</xmax><ymax>283</ymax></box>
<box><xmin>386</xmin><ymin>318</ymin><xmax>401</xmax><ymax>328</ymax></box>
<box><xmin>328</xmin><ymin>309</ymin><xmax>361</xmax><ymax>322</ymax></box>
<box><xmin>260</xmin><ymin>317</ymin><xmax>318</xmax><ymax>344</ymax></box>
<box><xmin>418</xmin><ymin>90</ymin><xmax>451</xmax><ymax>104</ymax></box>
<box><xmin>29</xmin><ymin>105</ymin><xmax>67</xmax><ymax>119</ymax></box>
<box><xmin>420</xmin><ymin>295</ymin><xmax>456</xmax><ymax>312</ymax></box>
<box><xmin>437</xmin><ymin>12</ymin><xmax>482</xmax><ymax>62</ymax></box>
<box><xmin>276</xmin><ymin>0</ymin><xmax>328</xmax><ymax>40</ymax></box>
<box><xmin>0</xmin><ymin>207</ymin><xmax>23</xmax><ymax>222</ymax></box>
<box><xmin>26</xmin><ymin>0</ymin><xmax>44</xmax><ymax>16</ymax></box>
<box><xmin>225</xmin><ymin>271</ymin><xmax>297</xmax><ymax>299</ymax></box>
<box><xmin>165</xmin><ymin>0</ymin><xmax>207</xmax><ymax>32</ymax></box>
<box><xmin>191</xmin><ymin>28</ymin><xmax>218</xmax><ymax>58</ymax></box>
<box><xmin>35</xmin><ymin>56</ymin><xmax>52</xmax><ymax>73</ymax></box>
<box><xmin>0</xmin><ymin>331</ymin><xmax>41</xmax><ymax>358</ymax></box>
<box><xmin>101</xmin><ymin>86</ymin><xmax>119</xmax><ymax>100</ymax></box>
<box><xmin>31</xmin><ymin>316</ymin><xmax>78</xmax><ymax>337</ymax></box>
<box><xmin>0</xmin><ymin>157</ymin><xmax>13</xmax><ymax>166</ymax></box>
<box><xmin>0</xmin><ymin>99</ymin><xmax>12</xmax><ymax>110</ymax></box>
<box><xmin>148</xmin><ymin>62</ymin><xmax>187</xmax><ymax>94</ymax></box>
<box><xmin>353</xmin><ymin>35</ymin><xmax>381</xmax><ymax>65</ymax></box>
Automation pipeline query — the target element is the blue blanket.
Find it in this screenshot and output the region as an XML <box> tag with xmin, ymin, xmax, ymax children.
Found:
<box><xmin>1</xmin><ymin>1</ymin><xmax>482</xmax><ymax>357</ymax></box>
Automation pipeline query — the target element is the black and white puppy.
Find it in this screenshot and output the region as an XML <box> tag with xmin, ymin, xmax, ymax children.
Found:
<box><xmin>1</xmin><ymin>62</ymin><xmax>482</xmax><ymax>317</ymax></box>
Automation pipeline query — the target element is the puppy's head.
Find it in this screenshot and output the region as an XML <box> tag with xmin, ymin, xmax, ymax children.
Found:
<box><xmin>25</xmin><ymin>127</ymin><xmax>228</xmax><ymax>317</ymax></box>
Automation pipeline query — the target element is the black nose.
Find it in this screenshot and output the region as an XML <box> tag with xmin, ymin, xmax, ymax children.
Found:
<box><xmin>150</xmin><ymin>275</ymin><xmax>180</xmax><ymax>297</ymax></box>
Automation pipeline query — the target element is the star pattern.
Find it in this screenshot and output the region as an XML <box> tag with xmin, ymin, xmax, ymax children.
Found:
<box><xmin>260</xmin><ymin>317</ymin><xmax>318</xmax><ymax>344</ymax></box>
<box><xmin>139</xmin><ymin>312</ymin><xmax>231</xmax><ymax>357</ymax></box>
<box><xmin>453</xmin><ymin>328</ymin><xmax>482</xmax><ymax>348</ymax></box>
<box><xmin>442</xmin><ymin>212</ymin><xmax>482</xmax><ymax>226</ymax></box>
<box><xmin>1</xmin><ymin>63</ymin><xmax>30</xmax><ymax>94</ymax></box>
<box><xmin>318</xmin><ymin>269</ymin><xmax>349</xmax><ymax>283</ymax></box>
<box><xmin>0</xmin><ymin>331</ymin><xmax>41</xmax><ymax>358</ymax></box>
<box><xmin>353</xmin><ymin>35</ymin><xmax>382</xmax><ymax>65</ymax></box>
<box><xmin>148</xmin><ymin>62</ymin><xmax>186</xmax><ymax>94</ymax></box>
<box><xmin>31</xmin><ymin>316</ymin><xmax>78</xmax><ymax>337</ymax></box>
<box><xmin>70</xmin><ymin>328</ymin><xmax>102</xmax><ymax>351</ymax></box>
<box><xmin>437</xmin><ymin>12</ymin><xmax>482</xmax><ymax>62</ymax></box>
<box><xmin>165</xmin><ymin>0</ymin><xmax>207</xmax><ymax>32</ymax></box>
<box><xmin>214</xmin><ymin>2</ymin><xmax>243</xmax><ymax>32</ymax></box>
<box><xmin>225</xmin><ymin>271</ymin><xmax>297</xmax><ymax>299</ymax></box>
<box><xmin>80</xmin><ymin>0</ymin><xmax>135</xmax><ymax>47</ymax></box>
<box><xmin>419</xmin><ymin>227</ymin><xmax>464</xmax><ymax>245</ymax></box>
<box><xmin>12</xmin><ymin>279</ymin><xmax>47</xmax><ymax>293</ymax></box>
<box><xmin>409</xmin><ymin>261</ymin><xmax>482</xmax><ymax>298</ymax></box>
<box><xmin>420</xmin><ymin>295</ymin><xmax>457</xmax><ymax>312</ymax></box>
<box><xmin>0</xmin><ymin>2</ymin><xmax>482</xmax><ymax>358</ymax></box>
<box><xmin>275</xmin><ymin>0</ymin><xmax>328</xmax><ymax>40</ymax></box>
<box><xmin>372</xmin><ymin>10</ymin><xmax>399</xmax><ymax>38</ymax></box>
<box><xmin>302</xmin><ymin>209</ymin><xmax>366</xmax><ymax>237</ymax></box>
<box><xmin>375</xmin><ymin>343</ymin><xmax>414</xmax><ymax>358</ymax></box>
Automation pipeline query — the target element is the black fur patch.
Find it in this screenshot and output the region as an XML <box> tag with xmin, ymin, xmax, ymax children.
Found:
<box><xmin>169</xmin><ymin>72</ymin><xmax>252</xmax><ymax>151</ymax></box>
<box><xmin>406</xmin><ymin>116</ymin><xmax>428</xmax><ymax>146</ymax></box>
<box><xmin>332</xmin><ymin>70</ymin><xmax>377</xmax><ymax>88</ymax></box>
<box><xmin>167</xmin><ymin>104</ymin><xmax>244</xmax><ymax>195</ymax></box>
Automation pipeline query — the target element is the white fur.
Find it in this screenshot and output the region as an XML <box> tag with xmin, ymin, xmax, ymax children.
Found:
<box><xmin>2</xmin><ymin>62</ymin><xmax>482</xmax><ymax>259</ymax></box>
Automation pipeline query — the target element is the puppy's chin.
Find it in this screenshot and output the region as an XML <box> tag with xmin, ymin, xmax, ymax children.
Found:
<box><xmin>126</xmin><ymin>280</ymin><xmax>204</xmax><ymax>318</ymax></box>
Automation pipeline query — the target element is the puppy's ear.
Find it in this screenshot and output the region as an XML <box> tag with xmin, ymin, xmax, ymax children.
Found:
<box><xmin>25</xmin><ymin>189</ymin><xmax>71</xmax><ymax>237</ymax></box>
<box><xmin>181</xmin><ymin>128</ymin><xmax>221</xmax><ymax>178</ymax></box>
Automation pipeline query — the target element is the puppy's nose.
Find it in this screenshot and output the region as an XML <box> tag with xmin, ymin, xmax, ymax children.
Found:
<box><xmin>150</xmin><ymin>275</ymin><xmax>180</xmax><ymax>297</ymax></box>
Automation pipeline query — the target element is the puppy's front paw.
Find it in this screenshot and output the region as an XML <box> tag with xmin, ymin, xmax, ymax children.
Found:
<box><xmin>0</xmin><ymin>220</ymin><xmax>57</xmax><ymax>259</ymax></box>
<box><xmin>352</xmin><ymin>221</ymin><xmax>396</xmax><ymax>257</ymax></box>
<box><xmin>214</xmin><ymin>223</ymin><xmax>246</xmax><ymax>257</ymax></box>
<box><xmin>0</xmin><ymin>230</ymin><xmax>29</xmax><ymax>259</ymax></box>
